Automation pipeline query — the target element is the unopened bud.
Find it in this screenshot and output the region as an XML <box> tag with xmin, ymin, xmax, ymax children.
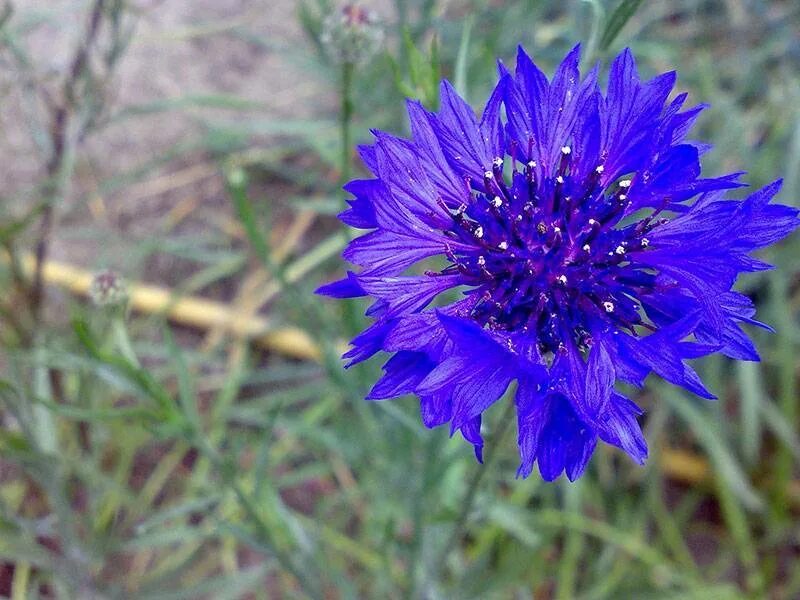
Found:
<box><xmin>89</xmin><ymin>270</ymin><xmax>128</xmax><ymax>308</ymax></box>
<box><xmin>320</xmin><ymin>4</ymin><xmax>384</xmax><ymax>65</ymax></box>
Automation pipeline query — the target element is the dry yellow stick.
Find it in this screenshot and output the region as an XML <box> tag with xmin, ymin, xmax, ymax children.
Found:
<box><xmin>203</xmin><ymin>210</ymin><xmax>317</xmax><ymax>349</ymax></box>
<box><xmin>15</xmin><ymin>253</ymin><xmax>320</xmax><ymax>361</ymax></box>
<box><xmin>658</xmin><ymin>446</ymin><xmax>711</xmax><ymax>484</ymax></box>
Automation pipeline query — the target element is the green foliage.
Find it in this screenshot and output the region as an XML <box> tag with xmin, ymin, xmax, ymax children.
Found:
<box><xmin>390</xmin><ymin>28</ymin><xmax>443</xmax><ymax>109</ymax></box>
<box><xmin>599</xmin><ymin>0</ymin><xmax>645</xmax><ymax>51</ymax></box>
<box><xmin>0</xmin><ymin>0</ymin><xmax>799</xmax><ymax>598</ymax></box>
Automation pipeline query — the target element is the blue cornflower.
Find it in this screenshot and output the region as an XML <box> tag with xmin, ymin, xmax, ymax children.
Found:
<box><xmin>318</xmin><ymin>46</ymin><xmax>800</xmax><ymax>481</ymax></box>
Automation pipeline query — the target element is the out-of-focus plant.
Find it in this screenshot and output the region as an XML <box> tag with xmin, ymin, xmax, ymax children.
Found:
<box><xmin>0</xmin><ymin>0</ymin><xmax>135</xmax><ymax>338</ymax></box>
<box><xmin>390</xmin><ymin>29</ymin><xmax>442</xmax><ymax>109</ymax></box>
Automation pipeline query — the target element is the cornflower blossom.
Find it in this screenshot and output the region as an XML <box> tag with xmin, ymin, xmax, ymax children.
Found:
<box><xmin>318</xmin><ymin>45</ymin><xmax>799</xmax><ymax>480</ymax></box>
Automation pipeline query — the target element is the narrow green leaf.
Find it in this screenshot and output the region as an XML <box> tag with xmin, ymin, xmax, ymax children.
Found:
<box><xmin>599</xmin><ymin>0</ymin><xmax>644</xmax><ymax>51</ymax></box>
<box><xmin>581</xmin><ymin>0</ymin><xmax>605</xmax><ymax>67</ymax></box>
<box><xmin>123</xmin><ymin>524</ymin><xmax>219</xmax><ymax>551</ymax></box>
<box><xmin>485</xmin><ymin>502</ymin><xmax>541</xmax><ymax>548</ymax></box>
<box><xmin>736</xmin><ymin>361</ymin><xmax>763</xmax><ymax>464</ymax></box>
<box><xmin>72</xmin><ymin>318</ymin><xmax>178</xmax><ymax>421</ymax></box>
<box><xmin>135</xmin><ymin>495</ymin><xmax>223</xmax><ymax>535</ymax></box>
<box><xmin>36</xmin><ymin>401</ymin><xmax>155</xmax><ymax>422</ymax></box>
<box><xmin>453</xmin><ymin>15</ymin><xmax>474</xmax><ymax>98</ymax></box>
<box><xmin>227</xmin><ymin>168</ymin><xmax>271</xmax><ymax>267</ymax></box>
<box><xmin>664</xmin><ymin>388</ymin><xmax>764</xmax><ymax>511</ymax></box>
<box><xmin>0</xmin><ymin>535</ymin><xmax>55</xmax><ymax>570</ymax></box>
<box><xmin>111</xmin><ymin>94</ymin><xmax>264</xmax><ymax>122</ymax></box>
<box><xmin>164</xmin><ymin>326</ymin><xmax>202</xmax><ymax>432</ymax></box>
<box><xmin>136</xmin><ymin>565</ymin><xmax>269</xmax><ymax>600</ymax></box>
<box><xmin>759</xmin><ymin>392</ymin><xmax>800</xmax><ymax>462</ymax></box>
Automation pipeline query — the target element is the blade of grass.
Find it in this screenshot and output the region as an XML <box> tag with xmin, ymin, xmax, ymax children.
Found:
<box><xmin>453</xmin><ymin>15</ymin><xmax>474</xmax><ymax>98</ymax></box>
<box><xmin>556</xmin><ymin>479</ymin><xmax>584</xmax><ymax>600</ymax></box>
<box><xmin>599</xmin><ymin>0</ymin><xmax>644</xmax><ymax>51</ymax></box>
<box><xmin>736</xmin><ymin>360</ymin><xmax>763</xmax><ymax>465</ymax></box>
<box><xmin>663</xmin><ymin>387</ymin><xmax>764</xmax><ymax>511</ymax></box>
<box><xmin>769</xmin><ymin>272</ymin><xmax>798</xmax><ymax>520</ymax></box>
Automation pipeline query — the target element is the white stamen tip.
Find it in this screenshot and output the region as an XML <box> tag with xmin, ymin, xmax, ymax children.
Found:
<box><xmin>492</xmin><ymin>157</ymin><xmax>504</xmax><ymax>167</ymax></box>
<box><xmin>603</xmin><ymin>301</ymin><xmax>615</xmax><ymax>313</ymax></box>
<box><xmin>561</xmin><ymin>146</ymin><xmax>571</xmax><ymax>155</ymax></box>
<box><xmin>556</xmin><ymin>175</ymin><xmax>565</xmax><ymax>184</ymax></box>
<box><xmin>484</xmin><ymin>170</ymin><xmax>494</xmax><ymax>179</ymax></box>
<box><xmin>557</xmin><ymin>274</ymin><xmax>568</xmax><ymax>284</ymax></box>
<box><xmin>582</xmin><ymin>244</ymin><xmax>591</xmax><ymax>252</ymax></box>
<box><xmin>491</xmin><ymin>195</ymin><xmax>503</xmax><ymax>207</ymax></box>
<box><xmin>615</xmin><ymin>245</ymin><xmax>626</xmax><ymax>255</ymax></box>
<box><xmin>474</xmin><ymin>226</ymin><xmax>484</xmax><ymax>238</ymax></box>
<box><xmin>619</xmin><ymin>194</ymin><xmax>627</xmax><ymax>201</ymax></box>
<box><xmin>641</xmin><ymin>238</ymin><xmax>650</xmax><ymax>247</ymax></box>
<box><xmin>527</xmin><ymin>160</ymin><xmax>537</xmax><ymax>168</ymax></box>
<box><xmin>497</xmin><ymin>241</ymin><xmax>509</xmax><ymax>250</ymax></box>
<box><xmin>553</xmin><ymin>226</ymin><xmax>561</xmax><ymax>233</ymax></box>
<box><xmin>595</xmin><ymin>165</ymin><xmax>604</xmax><ymax>174</ymax></box>
<box><xmin>588</xmin><ymin>218</ymin><xmax>597</xmax><ymax>226</ymax></box>
<box><xmin>619</xmin><ymin>179</ymin><xmax>632</xmax><ymax>188</ymax></box>
<box><xmin>477</xmin><ymin>256</ymin><xmax>486</xmax><ymax>266</ymax></box>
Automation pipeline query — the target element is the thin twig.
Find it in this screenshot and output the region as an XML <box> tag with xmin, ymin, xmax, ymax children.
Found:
<box><xmin>30</xmin><ymin>0</ymin><xmax>107</xmax><ymax>322</ymax></box>
<box><xmin>0</xmin><ymin>2</ymin><xmax>13</xmax><ymax>31</ymax></box>
<box><xmin>6</xmin><ymin>251</ymin><xmax>322</xmax><ymax>361</ymax></box>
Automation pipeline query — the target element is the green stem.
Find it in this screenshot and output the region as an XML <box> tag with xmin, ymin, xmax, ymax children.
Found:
<box><xmin>713</xmin><ymin>473</ymin><xmax>765</xmax><ymax>596</ymax></box>
<box><xmin>339</xmin><ymin>61</ymin><xmax>354</xmax><ymax>189</ymax></box>
<box><xmin>111</xmin><ymin>317</ymin><xmax>140</xmax><ymax>368</ymax></box>
<box><xmin>337</xmin><ymin>60</ymin><xmax>364</xmax><ymax>337</ymax></box>
<box><xmin>429</xmin><ymin>399</ymin><xmax>516</xmax><ymax>586</ymax></box>
<box><xmin>406</xmin><ymin>432</ymin><xmax>443</xmax><ymax>599</ymax></box>
<box><xmin>770</xmin><ymin>272</ymin><xmax>797</xmax><ymax>522</ymax></box>
<box><xmin>581</xmin><ymin>0</ymin><xmax>605</xmax><ymax>68</ymax></box>
<box><xmin>556</xmin><ymin>480</ymin><xmax>583</xmax><ymax>599</ymax></box>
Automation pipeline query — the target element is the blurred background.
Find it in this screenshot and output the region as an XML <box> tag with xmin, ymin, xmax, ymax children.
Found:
<box><xmin>0</xmin><ymin>0</ymin><xmax>799</xmax><ymax>598</ymax></box>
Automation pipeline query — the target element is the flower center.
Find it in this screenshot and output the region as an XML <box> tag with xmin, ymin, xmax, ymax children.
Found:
<box><xmin>438</xmin><ymin>150</ymin><xmax>660</xmax><ymax>354</ymax></box>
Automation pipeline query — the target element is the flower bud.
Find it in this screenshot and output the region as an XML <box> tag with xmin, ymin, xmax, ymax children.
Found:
<box><xmin>321</xmin><ymin>4</ymin><xmax>384</xmax><ymax>65</ymax></box>
<box><xmin>89</xmin><ymin>269</ymin><xmax>128</xmax><ymax>308</ymax></box>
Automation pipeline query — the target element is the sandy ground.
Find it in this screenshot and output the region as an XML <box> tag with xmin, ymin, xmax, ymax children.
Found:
<box><xmin>2</xmin><ymin>0</ymin><xmax>329</xmax><ymax>174</ymax></box>
<box><xmin>0</xmin><ymin>0</ymin><xmax>390</xmax><ymax>275</ymax></box>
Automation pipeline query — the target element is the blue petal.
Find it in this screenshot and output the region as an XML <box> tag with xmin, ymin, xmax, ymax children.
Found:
<box><xmin>343</xmin><ymin>230</ymin><xmax>448</xmax><ymax>276</ymax></box>
<box><xmin>583</xmin><ymin>341</ymin><xmax>615</xmax><ymax>419</ymax></box>
<box><xmin>420</xmin><ymin>390</ymin><xmax>453</xmax><ymax>428</ymax></box>
<box><xmin>416</xmin><ymin>351</ymin><xmax>513</xmax><ymax>433</ymax></box>
<box><xmin>368</xmin><ymin>351</ymin><xmax>436</xmax><ymax>399</ymax></box>
<box><xmin>617</xmin><ymin>317</ymin><xmax>717</xmax><ymax>400</ymax></box>
<box><xmin>504</xmin><ymin>46</ymin><xmax>549</xmax><ymax>179</ymax></box>
<box><xmin>431</xmin><ymin>80</ymin><xmax>499</xmax><ymax>181</ymax></box>
<box><xmin>357</xmin><ymin>144</ymin><xmax>379</xmax><ymax>173</ymax></box>
<box><xmin>406</xmin><ymin>99</ymin><xmax>470</xmax><ymax>207</ymax></box>
<box><xmin>342</xmin><ymin>319</ymin><xmax>396</xmax><ymax>367</ymax></box>
<box><xmin>357</xmin><ymin>274</ymin><xmax>463</xmax><ymax>318</ymax></box>
<box><xmin>460</xmin><ymin>416</ymin><xmax>484</xmax><ymax>463</ymax></box>
<box><xmin>316</xmin><ymin>271</ymin><xmax>365</xmax><ymax>298</ymax></box>
<box><xmin>596</xmin><ymin>394</ymin><xmax>648</xmax><ymax>464</ymax></box>
<box><xmin>374</xmin><ymin>133</ymin><xmax>451</xmax><ymax>224</ymax></box>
